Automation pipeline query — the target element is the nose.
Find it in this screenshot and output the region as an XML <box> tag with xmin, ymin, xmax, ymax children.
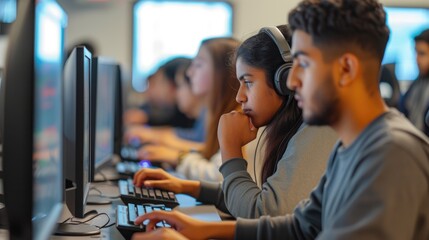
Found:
<box><xmin>235</xmin><ymin>84</ymin><xmax>247</xmax><ymax>104</ymax></box>
<box><xmin>186</xmin><ymin>63</ymin><xmax>194</xmax><ymax>78</ymax></box>
<box><xmin>287</xmin><ymin>64</ymin><xmax>300</xmax><ymax>91</ymax></box>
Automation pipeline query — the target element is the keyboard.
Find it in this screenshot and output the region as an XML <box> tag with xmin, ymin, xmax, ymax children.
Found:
<box><xmin>119</xmin><ymin>179</ymin><xmax>179</xmax><ymax>208</ymax></box>
<box><xmin>120</xmin><ymin>146</ymin><xmax>140</xmax><ymax>162</ymax></box>
<box><xmin>116</xmin><ymin>161</ymin><xmax>144</xmax><ymax>177</ymax></box>
<box><xmin>116</xmin><ymin>203</ymin><xmax>171</xmax><ymax>240</ymax></box>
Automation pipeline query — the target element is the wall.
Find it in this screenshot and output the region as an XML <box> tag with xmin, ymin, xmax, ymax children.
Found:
<box><xmin>1</xmin><ymin>0</ymin><xmax>427</xmax><ymax>89</ymax></box>
<box><xmin>61</xmin><ymin>0</ymin><xmax>429</xmax><ymax>76</ymax></box>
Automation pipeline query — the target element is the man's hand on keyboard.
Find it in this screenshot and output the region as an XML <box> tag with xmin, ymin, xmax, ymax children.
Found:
<box><xmin>131</xmin><ymin>228</ymin><xmax>189</xmax><ymax>240</ymax></box>
<box><xmin>134</xmin><ymin>210</ymin><xmax>204</xmax><ymax>239</ymax></box>
<box><xmin>133</xmin><ymin>168</ymin><xmax>201</xmax><ymax>198</ymax></box>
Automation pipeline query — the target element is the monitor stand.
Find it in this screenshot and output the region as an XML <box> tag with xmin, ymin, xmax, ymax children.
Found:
<box><xmin>0</xmin><ymin>204</ymin><xmax>8</xmax><ymax>229</ymax></box>
<box><xmin>55</xmin><ymin>223</ymin><xmax>100</xmax><ymax>236</ymax></box>
<box><xmin>86</xmin><ymin>195</ymin><xmax>112</xmax><ymax>205</ymax></box>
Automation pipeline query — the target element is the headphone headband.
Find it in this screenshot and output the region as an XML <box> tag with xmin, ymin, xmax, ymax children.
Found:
<box><xmin>258</xmin><ymin>26</ymin><xmax>293</xmax><ymax>96</ymax></box>
<box><xmin>259</xmin><ymin>26</ymin><xmax>292</xmax><ymax>63</ymax></box>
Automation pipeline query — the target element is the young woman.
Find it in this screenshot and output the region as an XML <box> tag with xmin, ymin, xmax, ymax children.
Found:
<box><xmin>133</xmin><ymin>25</ymin><xmax>337</xmax><ymax>217</ymax></box>
<box><xmin>128</xmin><ymin>37</ymin><xmax>241</xmax><ymax>181</ymax></box>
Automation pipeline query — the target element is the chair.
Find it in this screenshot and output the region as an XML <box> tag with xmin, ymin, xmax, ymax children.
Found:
<box><xmin>379</xmin><ymin>63</ymin><xmax>401</xmax><ymax>108</ymax></box>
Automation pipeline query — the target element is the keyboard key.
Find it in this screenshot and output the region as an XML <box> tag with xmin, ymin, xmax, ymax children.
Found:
<box><xmin>128</xmin><ymin>203</ymin><xmax>137</xmax><ymax>224</ymax></box>
<box><xmin>155</xmin><ymin>189</ymin><xmax>162</xmax><ymax>199</ymax></box>
<box><xmin>137</xmin><ymin>204</ymin><xmax>145</xmax><ymax>216</ymax></box>
<box><xmin>135</xmin><ymin>187</ymin><xmax>142</xmax><ymax>197</ymax></box>
<box><xmin>148</xmin><ymin>189</ymin><xmax>155</xmax><ymax>198</ymax></box>
<box><xmin>142</xmin><ymin>188</ymin><xmax>149</xmax><ymax>197</ymax></box>
<box><xmin>162</xmin><ymin>192</ymin><xmax>169</xmax><ymax>199</ymax></box>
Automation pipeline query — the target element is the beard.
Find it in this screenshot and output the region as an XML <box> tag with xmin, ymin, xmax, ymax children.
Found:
<box><xmin>303</xmin><ymin>73</ymin><xmax>340</xmax><ymax>126</ymax></box>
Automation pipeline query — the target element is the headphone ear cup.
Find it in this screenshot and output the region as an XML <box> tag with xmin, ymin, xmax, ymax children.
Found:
<box><xmin>274</xmin><ymin>64</ymin><xmax>292</xmax><ymax>96</ymax></box>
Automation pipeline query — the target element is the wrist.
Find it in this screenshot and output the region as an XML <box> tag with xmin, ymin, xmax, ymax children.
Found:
<box><xmin>203</xmin><ymin>221</ymin><xmax>236</xmax><ymax>239</ymax></box>
<box><xmin>220</xmin><ymin>145</ymin><xmax>243</xmax><ymax>162</ymax></box>
<box><xmin>181</xmin><ymin>180</ymin><xmax>201</xmax><ymax>198</ymax></box>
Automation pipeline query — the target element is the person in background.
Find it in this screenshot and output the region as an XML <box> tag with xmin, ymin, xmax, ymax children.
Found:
<box><xmin>133</xmin><ymin>24</ymin><xmax>337</xmax><ymax>219</ymax></box>
<box><xmin>124</xmin><ymin>57</ymin><xmax>196</xmax><ymax>128</ymax></box>
<box><xmin>128</xmin><ymin>60</ymin><xmax>207</xmax><ymax>164</ymax></box>
<box><xmin>132</xmin><ymin>0</ymin><xmax>429</xmax><ymax>239</ymax></box>
<box><xmin>128</xmin><ymin>37</ymin><xmax>241</xmax><ymax>181</ymax></box>
<box><xmin>399</xmin><ymin>28</ymin><xmax>429</xmax><ymax>136</ymax></box>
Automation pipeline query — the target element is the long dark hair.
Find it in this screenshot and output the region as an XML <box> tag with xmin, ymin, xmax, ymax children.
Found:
<box><xmin>235</xmin><ymin>25</ymin><xmax>303</xmax><ymax>183</ymax></box>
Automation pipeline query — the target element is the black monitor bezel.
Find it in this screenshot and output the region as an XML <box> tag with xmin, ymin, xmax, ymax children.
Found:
<box><xmin>2</xmin><ymin>0</ymin><xmax>65</xmax><ymax>239</ymax></box>
<box><xmin>63</xmin><ymin>46</ymin><xmax>93</xmax><ymax>218</ymax></box>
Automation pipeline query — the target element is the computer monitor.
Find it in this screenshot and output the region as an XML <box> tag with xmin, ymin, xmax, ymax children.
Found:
<box><xmin>91</xmin><ymin>57</ymin><xmax>116</xmax><ymax>176</ymax></box>
<box><xmin>113</xmin><ymin>64</ymin><xmax>123</xmax><ymax>156</ymax></box>
<box><xmin>2</xmin><ymin>0</ymin><xmax>66</xmax><ymax>239</ymax></box>
<box><xmin>383</xmin><ymin>6</ymin><xmax>429</xmax><ymax>81</ymax></box>
<box><xmin>62</xmin><ymin>46</ymin><xmax>93</xmax><ymax>218</ymax></box>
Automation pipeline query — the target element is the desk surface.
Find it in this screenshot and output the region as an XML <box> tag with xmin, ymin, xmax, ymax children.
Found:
<box><xmin>49</xmin><ymin>179</ymin><xmax>221</xmax><ymax>240</ymax></box>
<box><xmin>0</xmin><ymin>178</ymin><xmax>222</xmax><ymax>240</ymax></box>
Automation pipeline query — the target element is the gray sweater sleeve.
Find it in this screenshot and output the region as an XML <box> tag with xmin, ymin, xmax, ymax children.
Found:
<box><xmin>196</xmin><ymin>181</ymin><xmax>229</xmax><ymax>214</ymax></box>
<box><xmin>235</xmin><ymin>175</ymin><xmax>326</xmax><ymax>240</ymax></box>
<box><xmin>220</xmin><ymin>125</ymin><xmax>336</xmax><ymax>218</ymax></box>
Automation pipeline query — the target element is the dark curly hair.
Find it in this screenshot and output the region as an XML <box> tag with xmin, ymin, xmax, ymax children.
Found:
<box><xmin>288</xmin><ymin>0</ymin><xmax>390</xmax><ymax>62</ymax></box>
<box><xmin>235</xmin><ymin>25</ymin><xmax>303</xmax><ymax>184</ymax></box>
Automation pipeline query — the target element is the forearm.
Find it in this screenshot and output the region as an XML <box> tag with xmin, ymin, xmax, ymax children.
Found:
<box><xmin>202</xmin><ymin>221</ymin><xmax>236</xmax><ymax>240</ymax></box>
<box><xmin>181</xmin><ymin>180</ymin><xmax>201</xmax><ymax>199</ymax></box>
<box><xmin>166</xmin><ymin>137</ymin><xmax>204</xmax><ymax>152</ymax></box>
<box><xmin>197</xmin><ymin>181</ymin><xmax>230</xmax><ymax>214</ymax></box>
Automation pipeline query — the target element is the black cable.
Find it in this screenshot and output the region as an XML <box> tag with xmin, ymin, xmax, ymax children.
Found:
<box><xmin>89</xmin><ymin>187</ymin><xmax>121</xmax><ymax>199</ymax></box>
<box><xmin>66</xmin><ymin>212</ymin><xmax>113</xmax><ymax>230</ymax></box>
<box><xmin>253</xmin><ymin>127</ymin><xmax>267</xmax><ymax>187</ymax></box>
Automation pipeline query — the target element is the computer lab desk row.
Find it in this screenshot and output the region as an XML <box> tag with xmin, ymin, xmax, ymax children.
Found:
<box><xmin>0</xmin><ymin>174</ymin><xmax>224</xmax><ymax>240</ymax></box>
<box><xmin>56</xmin><ymin>180</ymin><xmax>223</xmax><ymax>240</ymax></box>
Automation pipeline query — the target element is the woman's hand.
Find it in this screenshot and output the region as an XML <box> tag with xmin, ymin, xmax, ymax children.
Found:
<box><xmin>133</xmin><ymin>168</ymin><xmax>201</xmax><ymax>198</ymax></box>
<box><xmin>218</xmin><ymin>111</ymin><xmax>258</xmax><ymax>162</ymax></box>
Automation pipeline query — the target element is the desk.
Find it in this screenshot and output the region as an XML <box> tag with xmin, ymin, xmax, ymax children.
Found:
<box><xmin>50</xmin><ymin>179</ymin><xmax>221</xmax><ymax>240</ymax></box>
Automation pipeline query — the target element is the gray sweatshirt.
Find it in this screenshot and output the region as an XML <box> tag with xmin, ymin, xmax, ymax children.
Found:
<box><xmin>235</xmin><ymin>110</ymin><xmax>429</xmax><ymax>240</ymax></box>
<box><xmin>197</xmin><ymin>124</ymin><xmax>338</xmax><ymax>218</ymax></box>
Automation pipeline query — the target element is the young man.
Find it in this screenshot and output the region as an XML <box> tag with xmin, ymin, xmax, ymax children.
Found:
<box><xmin>399</xmin><ymin>28</ymin><xmax>429</xmax><ymax>136</ymax></box>
<box><xmin>132</xmin><ymin>0</ymin><xmax>429</xmax><ymax>239</ymax></box>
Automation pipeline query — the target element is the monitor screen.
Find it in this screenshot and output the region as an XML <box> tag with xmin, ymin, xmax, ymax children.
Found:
<box><xmin>33</xmin><ymin>1</ymin><xmax>65</xmax><ymax>237</ymax></box>
<box><xmin>93</xmin><ymin>58</ymin><xmax>116</xmax><ymax>171</ymax></box>
<box><xmin>2</xmin><ymin>0</ymin><xmax>66</xmax><ymax>239</ymax></box>
<box><xmin>383</xmin><ymin>6</ymin><xmax>429</xmax><ymax>81</ymax></box>
<box><xmin>132</xmin><ymin>0</ymin><xmax>233</xmax><ymax>91</ymax></box>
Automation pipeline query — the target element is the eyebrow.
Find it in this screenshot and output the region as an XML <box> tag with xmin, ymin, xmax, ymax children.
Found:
<box><xmin>292</xmin><ymin>50</ymin><xmax>308</xmax><ymax>59</ymax></box>
<box><xmin>238</xmin><ymin>73</ymin><xmax>252</xmax><ymax>81</ymax></box>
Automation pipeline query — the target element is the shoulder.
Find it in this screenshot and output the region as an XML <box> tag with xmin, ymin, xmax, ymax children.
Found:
<box><xmin>363</xmin><ymin>111</ymin><xmax>428</xmax><ymax>153</ymax></box>
<box><xmin>287</xmin><ymin>124</ymin><xmax>338</xmax><ymax>152</ymax></box>
<box><xmin>353</xmin><ymin>111</ymin><xmax>429</xmax><ymax>175</ymax></box>
<box><xmin>279</xmin><ymin>124</ymin><xmax>338</xmax><ymax>166</ymax></box>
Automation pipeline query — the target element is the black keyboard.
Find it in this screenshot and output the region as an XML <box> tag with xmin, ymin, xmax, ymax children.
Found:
<box><xmin>120</xmin><ymin>146</ymin><xmax>140</xmax><ymax>162</ymax></box>
<box><xmin>116</xmin><ymin>203</ymin><xmax>171</xmax><ymax>240</ymax></box>
<box><xmin>116</xmin><ymin>161</ymin><xmax>144</xmax><ymax>177</ymax></box>
<box><xmin>119</xmin><ymin>179</ymin><xmax>179</xmax><ymax>208</ymax></box>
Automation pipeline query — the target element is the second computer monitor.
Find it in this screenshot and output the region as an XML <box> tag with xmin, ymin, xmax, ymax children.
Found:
<box><xmin>63</xmin><ymin>46</ymin><xmax>92</xmax><ymax>219</ymax></box>
<box><xmin>91</xmin><ymin>57</ymin><xmax>117</xmax><ymax>175</ymax></box>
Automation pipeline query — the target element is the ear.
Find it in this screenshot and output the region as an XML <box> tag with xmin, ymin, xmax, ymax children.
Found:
<box><xmin>337</xmin><ymin>53</ymin><xmax>359</xmax><ymax>87</ymax></box>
